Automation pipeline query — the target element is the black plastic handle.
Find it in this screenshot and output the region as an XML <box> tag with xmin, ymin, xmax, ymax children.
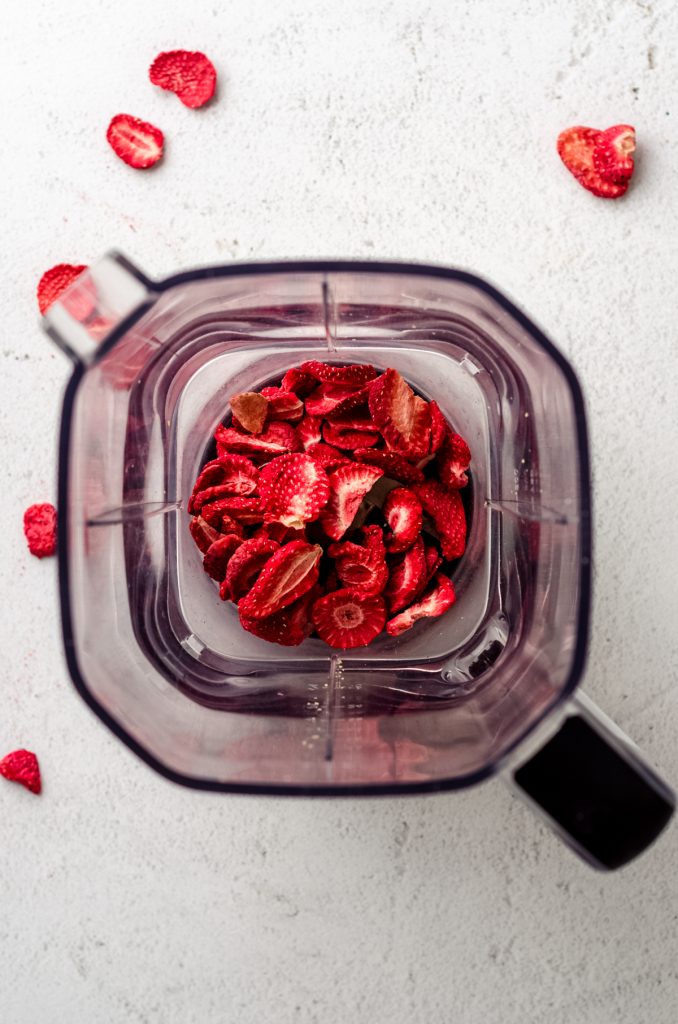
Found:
<box><xmin>513</xmin><ymin>699</ymin><xmax>675</xmax><ymax>870</ymax></box>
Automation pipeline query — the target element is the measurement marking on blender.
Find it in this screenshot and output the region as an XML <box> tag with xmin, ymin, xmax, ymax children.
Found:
<box><xmin>321</xmin><ymin>279</ymin><xmax>337</xmax><ymax>353</ymax></box>
<box><xmin>484</xmin><ymin>499</ymin><xmax>573</xmax><ymax>525</ymax></box>
<box><xmin>87</xmin><ymin>500</ymin><xmax>183</xmax><ymax>526</ymax></box>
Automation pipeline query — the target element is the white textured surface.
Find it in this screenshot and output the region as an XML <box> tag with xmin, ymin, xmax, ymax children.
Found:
<box><xmin>1</xmin><ymin>1</ymin><xmax>678</xmax><ymax>1021</ymax></box>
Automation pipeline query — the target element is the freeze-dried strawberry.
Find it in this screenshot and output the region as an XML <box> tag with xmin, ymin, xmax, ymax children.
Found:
<box><xmin>37</xmin><ymin>264</ymin><xmax>88</xmax><ymax>315</ymax></box>
<box><xmin>282</xmin><ymin>367</ymin><xmax>317</xmax><ymax>397</ymax></box>
<box><xmin>322</xmin><ymin>419</ymin><xmax>380</xmax><ymax>450</ymax></box>
<box><xmin>353</xmin><ymin>448</ymin><xmax>425</xmax><ymax>485</ymax></box>
<box><xmin>224</xmin><ymin>537</ymin><xmax>280</xmax><ymax>602</ymax></box>
<box><xmin>384</xmin><ymin>535</ymin><xmax>427</xmax><ymax>613</ymax></box>
<box><xmin>300</xmin><ymin>361</ymin><xmax>377</xmax><ymax>386</ymax></box>
<box><xmin>421</xmin><ymin>543</ymin><xmax>443</xmax><ymax>591</ymax></box>
<box><xmin>557</xmin><ymin>125</ymin><xmax>632</xmax><ymax>199</ymax></box>
<box><xmin>149</xmin><ymin>50</ymin><xmax>217</xmax><ymax>109</ymax></box>
<box><xmin>260</xmin><ymin>387</ymin><xmax>304</xmax><ymax>423</ymax></box>
<box><xmin>203</xmin><ymin>534</ymin><xmax>242</xmax><ymax>582</ymax></box>
<box><xmin>189</xmin><ymin>484</ymin><xmax>239</xmax><ymax>513</ymax></box>
<box><xmin>258</xmin><ymin>453</ymin><xmax>330</xmax><ymax>528</ymax></box>
<box><xmin>428</xmin><ymin>401</ymin><xmax>447</xmax><ymax>454</ymax></box>
<box><xmin>311</xmin><ymin>588</ymin><xmax>386</xmax><ymax>649</ymax></box>
<box><xmin>413</xmin><ymin>481</ymin><xmax>466</xmax><ymax>560</ymax></box>
<box><xmin>215</xmin><ymin>425</ymin><xmax>290</xmax><ymax>459</ymax></box>
<box><xmin>383</xmin><ymin>487</ymin><xmax>423</xmax><ymax>553</ymax></box>
<box><xmin>0</xmin><ymin>749</ymin><xmax>41</xmax><ymax>794</ymax></box>
<box><xmin>593</xmin><ymin>124</ymin><xmax>636</xmax><ymax>183</ymax></box>
<box><xmin>296</xmin><ymin>415</ymin><xmax>323</xmax><ymax>449</ymax></box>
<box><xmin>211</xmin><ymin>496</ymin><xmax>263</xmax><ymax>524</ymax></box>
<box><xmin>305</xmin><ymin>382</ymin><xmax>369</xmax><ymax>418</ymax></box>
<box><xmin>368</xmin><ymin>368</ymin><xmax>430</xmax><ymax>458</ymax></box>
<box><xmin>437</xmin><ymin>431</ymin><xmax>471</xmax><ymax>489</ymax></box>
<box><xmin>319</xmin><ymin>463</ymin><xmax>384</xmax><ymax>540</ymax></box>
<box><xmin>252</xmin><ymin>521</ymin><xmax>307</xmax><ymax>545</ymax></box>
<box><xmin>199</xmin><ymin>503</ymin><xmax>246</xmax><ymax>537</ymax></box>
<box><xmin>386</xmin><ymin>573</ymin><xmax>456</xmax><ymax>636</ymax></box>
<box><xmin>106</xmin><ymin>114</ymin><xmax>164</xmax><ymax>170</ymax></box>
<box><xmin>189</xmin><ymin>515</ymin><xmax>221</xmax><ymax>553</ymax></box>
<box><xmin>229</xmin><ymin>392</ymin><xmax>268</xmax><ymax>434</ymax></box>
<box><xmin>237</xmin><ymin>540</ymin><xmax>322</xmax><ymax>619</ymax></box>
<box><xmin>306</xmin><ymin>443</ymin><xmax>352</xmax><ymax>471</ymax></box>
<box><xmin>328</xmin><ymin>525</ymin><xmax>388</xmax><ymax>596</ymax></box>
<box><xmin>240</xmin><ymin>586</ymin><xmax>319</xmax><ymax>646</ymax></box>
<box><xmin>23</xmin><ymin>503</ymin><xmax>57</xmax><ymax>558</ymax></box>
<box><xmin>189</xmin><ymin>454</ymin><xmax>258</xmax><ymax>509</ymax></box>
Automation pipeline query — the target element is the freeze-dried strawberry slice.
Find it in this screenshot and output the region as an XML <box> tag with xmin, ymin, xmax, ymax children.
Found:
<box><xmin>428</xmin><ymin>401</ymin><xmax>447</xmax><ymax>454</ymax></box>
<box><xmin>0</xmin><ymin>749</ymin><xmax>41</xmax><ymax>794</ymax></box>
<box><xmin>300</xmin><ymin>361</ymin><xmax>377</xmax><ymax>386</ymax></box>
<box><xmin>258</xmin><ymin>453</ymin><xmax>330</xmax><ymax>528</ymax></box>
<box><xmin>189</xmin><ymin>515</ymin><xmax>221</xmax><ymax>553</ymax></box>
<box><xmin>37</xmin><ymin>264</ymin><xmax>88</xmax><ymax>315</ymax></box>
<box><xmin>319</xmin><ymin>463</ymin><xmax>384</xmax><ymax>540</ymax></box>
<box><xmin>421</xmin><ymin>543</ymin><xmax>443</xmax><ymax>591</ymax></box>
<box><xmin>386</xmin><ymin>573</ymin><xmax>456</xmax><ymax>637</ymax></box>
<box><xmin>23</xmin><ymin>503</ymin><xmax>57</xmax><ymax>558</ymax></box>
<box><xmin>224</xmin><ymin>537</ymin><xmax>280</xmax><ymax>602</ymax></box>
<box><xmin>237</xmin><ymin>540</ymin><xmax>322</xmax><ymax>619</ymax></box>
<box><xmin>557</xmin><ymin>125</ymin><xmax>631</xmax><ymax>199</ymax></box>
<box><xmin>203</xmin><ymin>534</ymin><xmax>242</xmax><ymax>582</ymax></box>
<box><xmin>106</xmin><ymin>114</ymin><xmax>164</xmax><ymax>169</ymax></box>
<box><xmin>240</xmin><ymin>586</ymin><xmax>319</xmax><ymax>646</ymax></box>
<box><xmin>252</xmin><ymin>521</ymin><xmax>307</xmax><ymax>545</ymax></box>
<box><xmin>262</xmin><ymin>421</ymin><xmax>303</xmax><ymax>452</ymax></box>
<box><xmin>260</xmin><ymin>387</ymin><xmax>304</xmax><ymax>423</ymax></box>
<box><xmin>413</xmin><ymin>481</ymin><xmax>466</xmax><ymax>560</ymax></box>
<box><xmin>328</xmin><ymin>525</ymin><xmax>388</xmax><ymax>596</ymax></box>
<box><xmin>282</xmin><ymin>367</ymin><xmax>317</xmax><ymax>397</ymax></box>
<box><xmin>211</xmin><ymin>496</ymin><xmax>263</xmax><ymax>524</ymax></box>
<box><xmin>296</xmin><ymin>415</ymin><xmax>323</xmax><ymax>449</ymax></box>
<box><xmin>368</xmin><ymin>368</ymin><xmax>430</xmax><ymax>458</ymax></box>
<box><xmin>306</xmin><ymin>443</ymin><xmax>352</xmax><ymax>471</ymax></box>
<box><xmin>437</xmin><ymin>431</ymin><xmax>471</xmax><ymax>489</ymax></box>
<box><xmin>199</xmin><ymin>502</ymin><xmax>246</xmax><ymax>537</ymax></box>
<box><xmin>383</xmin><ymin>487</ymin><xmax>423</xmax><ymax>553</ymax></box>
<box><xmin>189</xmin><ymin>484</ymin><xmax>239</xmax><ymax>513</ymax></box>
<box><xmin>149</xmin><ymin>50</ymin><xmax>217</xmax><ymax>109</ymax></box>
<box><xmin>215</xmin><ymin>425</ymin><xmax>290</xmax><ymax>459</ymax></box>
<box><xmin>322</xmin><ymin>419</ymin><xmax>380</xmax><ymax>450</ymax></box>
<box><xmin>229</xmin><ymin>392</ymin><xmax>268</xmax><ymax>434</ymax></box>
<box><xmin>189</xmin><ymin>454</ymin><xmax>259</xmax><ymax>508</ymax></box>
<box><xmin>384</xmin><ymin>535</ymin><xmax>427</xmax><ymax>613</ymax></box>
<box><xmin>305</xmin><ymin>382</ymin><xmax>369</xmax><ymax>418</ymax></box>
<box><xmin>311</xmin><ymin>588</ymin><xmax>386</xmax><ymax>649</ymax></box>
<box><xmin>593</xmin><ymin>124</ymin><xmax>636</xmax><ymax>183</ymax></box>
<box><xmin>353</xmin><ymin>448</ymin><xmax>424</xmax><ymax>485</ymax></box>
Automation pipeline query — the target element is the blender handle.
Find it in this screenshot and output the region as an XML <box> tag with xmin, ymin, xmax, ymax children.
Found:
<box><xmin>509</xmin><ymin>692</ymin><xmax>675</xmax><ymax>870</ymax></box>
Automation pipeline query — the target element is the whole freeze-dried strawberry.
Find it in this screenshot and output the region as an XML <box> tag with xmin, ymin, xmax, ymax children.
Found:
<box><xmin>237</xmin><ymin>540</ymin><xmax>322</xmax><ymax>619</ymax></box>
<box><xmin>383</xmin><ymin>487</ymin><xmax>423</xmax><ymax>553</ymax></box>
<box><xmin>312</xmin><ymin>588</ymin><xmax>386</xmax><ymax>649</ymax></box>
<box><xmin>328</xmin><ymin>525</ymin><xmax>388</xmax><ymax>596</ymax></box>
<box><xmin>386</xmin><ymin>573</ymin><xmax>456</xmax><ymax>636</ymax></box>
<box><xmin>296</xmin><ymin>415</ymin><xmax>323</xmax><ymax>449</ymax></box>
<box><xmin>189</xmin><ymin>515</ymin><xmax>221</xmax><ymax>553</ymax></box>
<box><xmin>200</xmin><ymin>503</ymin><xmax>246</xmax><ymax>537</ymax></box>
<box><xmin>352</xmin><ymin>447</ymin><xmax>425</xmax><ymax>485</ymax></box>
<box><xmin>240</xmin><ymin>586</ymin><xmax>319</xmax><ymax>646</ymax></box>
<box><xmin>368</xmin><ymin>368</ymin><xmax>430</xmax><ymax>459</ymax></box>
<box><xmin>300</xmin><ymin>361</ymin><xmax>377</xmax><ymax>386</ymax></box>
<box><xmin>384</xmin><ymin>535</ymin><xmax>427</xmax><ymax>613</ymax></box>
<box><xmin>149</xmin><ymin>50</ymin><xmax>217</xmax><ymax>109</ymax></box>
<box><xmin>428</xmin><ymin>401</ymin><xmax>447</xmax><ymax>454</ymax></box>
<box><xmin>260</xmin><ymin>387</ymin><xmax>304</xmax><ymax>423</ymax></box>
<box><xmin>319</xmin><ymin>463</ymin><xmax>384</xmax><ymax>540</ymax></box>
<box><xmin>203</xmin><ymin>533</ymin><xmax>242</xmax><ymax>581</ymax></box>
<box><xmin>210</xmin><ymin>496</ymin><xmax>263</xmax><ymax>524</ymax></box>
<box><xmin>305</xmin><ymin>382</ymin><xmax>369</xmax><ymax>418</ymax></box>
<box><xmin>0</xmin><ymin>749</ymin><xmax>41</xmax><ymax>794</ymax></box>
<box><xmin>557</xmin><ymin>125</ymin><xmax>634</xmax><ymax>198</ymax></box>
<box><xmin>229</xmin><ymin>392</ymin><xmax>268</xmax><ymax>434</ymax></box>
<box><xmin>258</xmin><ymin>453</ymin><xmax>330</xmax><ymax>528</ymax></box>
<box><xmin>106</xmin><ymin>114</ymin><xmax>164</xmax><ymax>169</ymax></box>
<box><xmin>306</xmin><ymin>443</ymin><xmax>352</xmax><ymax>472</ymax></box>
<box><xmin>593</xmin><ymin>124</ymin><xmax>636</xmax><ymax>183</ymax></box>
<box><xmin>37</xmin><ymin>264</ymin><xmax>88</xmax><ymax>315</ymax></box>
<box><xmin>282</xmin><ymin>367</ymin><xmax>317</xmax><ymax>397</ymax></box>
<box><xmin>224</xmin><ymin>537</ymin><xmax>280</xmax><ymax>602</ymax></box>
<box><xmin>23</xmin><ymin>503</ymin><xmax>57</xmax><ymax>558</ymax></box>
<box><xmin>215</xmin><ymin>425</ymin><xmax>290</xmax><ymax>459</ymax></box>
<box><xmin>413</xmin><ymin>481</ymin><xmax>466</xmax><ymax>560</ymax></box>
<box><xmin>322</xmin><ymin>419</ymin><xmax>380</xmax><ymax>450</ymax></box>
<box><xmin>437</xmin><ymin>431</ymin><xmax>471</xmax><ymax>489</ymax></box>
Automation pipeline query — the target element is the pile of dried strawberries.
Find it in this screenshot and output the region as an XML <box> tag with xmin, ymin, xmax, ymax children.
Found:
<box><xmin>188</xmin><ymin>362</ymin><xmax>471</xmax><ymax>649</ymax></box>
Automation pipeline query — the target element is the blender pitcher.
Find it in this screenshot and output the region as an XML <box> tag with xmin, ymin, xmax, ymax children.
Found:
<box><xmin>45</xmin><ymin>255</ymin><xmax>675</xmax><ymax>871</ymax></box>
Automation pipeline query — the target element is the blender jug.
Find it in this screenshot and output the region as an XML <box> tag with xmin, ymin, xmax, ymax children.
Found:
<box><xmin>45</xmin><ymin>255</ymin><xmax>674</xmax><ymax>870</ymax></box>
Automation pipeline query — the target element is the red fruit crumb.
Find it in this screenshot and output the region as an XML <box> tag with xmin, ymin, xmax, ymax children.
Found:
<box><xmin>149</xmin><ymin>50</ymin><xmax>217</xmax><ymax>109</ymax></box>
<box><xmin>23</xmin><ymin>503</ymin><xmax>57</xmax><ymax>558</ymax></box>
<box><xmin>37</xmin><ymin>264</ymin><xmax>88</xmax><ymax>315</ymax></box>
<box><xmin>557</xmin><ymin>125</ymin><xmax>635</xmax><ymax>199</ymax></box>
<box><xmin>311</xmin><ymin>588</ymin><xmax>386</xmax><ymax>649</ymax></box>
<box><xmin>229</xmin><ymin>392</ymin><xmax>268</xmax><ymax>434</ymax></box>
<box><xmin>386</xmin><ymin>573</ymin><xmax>456</xmax><ymax>636</ymax></box>
<box><xmin>106</xmin><ymin>114</ymin><xmax>164</xmax><ymax>170</ymax></box>
<box><xmin>259</xmin><ymin>453</ymin><xmax>330</xmax><ymax>528</ymax></box>
<box><xmin>383</xmin><ymin>487</ymin><xmax>423</xmax><ymax>553</ymax></box>
<box><xmin>0</xmin><ymin>749</ymin><xmax>41</xmax><ymax>794</ymax></box>
<box><xmin>319</xmin><ymin>463</ymin><xmax>384</xmax><ymax>540</ymax></box>
<box><xmin>237</xmin><ymin>540</ymin><xmax>322</xmax><ymax>619</ymax></box>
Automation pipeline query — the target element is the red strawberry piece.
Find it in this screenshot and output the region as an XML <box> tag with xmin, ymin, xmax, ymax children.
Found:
<box><xmin>352</xmin><ymin>448</ymin><xmax>424</xmax><ymax>485</ymax></box>
<box><xmin>260</xmin><ymin>387</ymin><xmax>304</xmax><ymax>423</ymax></box>
<box><xmin>260</xmin><ymin>421</ymin><xmax>303</xmax><ymax>454</ymax></box>
<box><xmin>437</xmin><ymin>431</ymin><xmax>471</xmax><ymax>489</ymax></box>
<box><xmin>215</xmin><ymin>425</ymin><xmax>290</xmax><ymax>459</ymax></box>
<box><xmin>322</xmin><ymin>419</ymin><xmax>380</xmax><ymax>450</ymax></box>
<box><xmin>251</xmin><ymin>521</ymin><xmax>307</xmax><ymax>545</ymax></box>
<box><xmin>189</xmin><ymin>484</ymin><xmax>239</xmax><ymax>513</ymax></box>
<box><xmin>386</xmin><ymin>573</ymin><xmax>456</xmax><ymax>637</ymax></box>
<box><xmin>328</xmin><ymin>525</ymin><xmax>388</xmax><ymax>596</ymax></box>
<box><xmin>428</xmin><ymin>401</ymin><xmax>447</xmax><ymax>454</ymax></box>
<box><xmin>237</xmin><ymin>540</ymin><xmax>322</xmax><ymax>619</ymax></box>
<box><xmin>311</xmin><ymin>588</ymin><xmax>386</xmax><ymax>649</ymax></box>
<box><xmin>413</xmin><ymin>481</ymin><xmax>466</xmax><ymax>560</ymax></box>
<box><xmin>188</xmin><ymin>458</ymin><xmax>227</xmax><ymax>496</ymax></box>
<box><xmin>593</xmin><ymin>124</ymin><xmax>636</xmax><ymax>183</ymax></box>
<box><xmin>384</xmin><ymin>535</ymin><xmax>427</xmax><ymax>613</ymax></box>
<box><xmin>305</xmin><ymin>382</ymin><xmax>369</xmax><ymax>418</ymax></box>
<box><xmin>224</xmin><ymin>537</ymin><xmax>280</xmax><ymax>602</ymax></box>
<box><xmin>421</xmin><ymin>543</ymin><xmax>443</xmax><ymax>591</ymax></box>
<box><xmin>300</xmin><ymin>361</ymin><xmax>377</xmax><ymax>386</ymax></box>
<box><xmin>189</xmin><ymin>515</ymin><xmax>221</xmax><ymax>553</ymax></box>
<box><xmin>199</xmin><ymin>503</ymin><xmax>246</xmax><ymax>537</ymax></box>
<box><xmin>319</xmin><ymin>463</ymin><xmax>384</xmax><ymax>540</ymax></box>
<box><xmin>239</xmin><ymin>585</ymin><xmax>319</xmax><ymax>647</ymax></box>
<box><xmin>368</xmin><ymin>368</ymin><xmax>430</xmax><ymax>459</ymax></box>
<box><xmin>306</xmin><ymin>443</ymin><xmax>353</xmax><ymax>471</ymax></box>
<box><xmin>281</xmin><ymin>368</ymin><xmax>317</xmax><ymax>397</ymax></box>
<box><xmin>149</xmin><ymin>50</ymin><xmax>217</xmax><ymax>109</ymax></box>
<box><xmin>203</xmin><ymin>534</ymin><xmax>242</xmax><ymax>582</ymax></box>
<box><xmin>383</xmin><ymin>487</ymin><xmax>423</xmax><ymax>553</ymax></box>
<box><xmin>0</xmin><ymin>749</ymin><xmax>41</xmax><ymax>794</ymax></box>
<box><xmin>23</xmin><ymin>503</ymin><xmax>57</xmax><ymax>558</ymax></box>
<box><xmin>296</xmin><ymin>415</ymin><xmax>323</xmax><ymax>449</ymax></box>
<box><xmin>106</xmin><ymin>114</ymin><xmax>164</xmax><ymax>170</ymax></box>
<box><xmin>556</xmin><ymin>126</ymin><xmax>632</xmax><ymax>199</ymax></box>
<box><xmin>189</xmin><ymin>454</ymin><xmax>259</xmax><ymax>509</ymax></box>
<box><xmin>258</xmin><ymin>453</ymin><xmax>330</xmax><ymax>528</ymax></box>
<box><xmin>229</xmin><ymin>392</ymin><xmax>268</xmax><ymax>434</ymax></box>
<box><xmin>37</xmin><ymin>264</ymin><xmax>88</xmax><ymax>315</ymax></box>
<box><xmin>211</xmin><ymin>496</ymin><xmax>263</xmax><ymax>524</ymax></box>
